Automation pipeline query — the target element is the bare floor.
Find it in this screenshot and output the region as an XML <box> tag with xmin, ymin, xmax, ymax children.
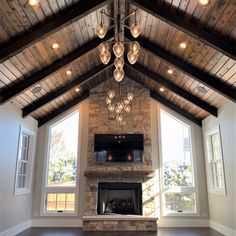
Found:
<box><xmin>17</xmin><ymin>227</ymin><xmax>223</xmax><ymax>236</ymax></box>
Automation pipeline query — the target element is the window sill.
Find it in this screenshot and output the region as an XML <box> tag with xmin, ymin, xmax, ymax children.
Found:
<box><xmin>163</xmin><ymin>212</ymin><xmax>199</xmax><ymax>217</ymax></box>
<box><xmin>14</xmin><ymin>188</ymin><xmax>31</xmax><ymax>195</ymax></box>
<box><xmin>40</xmin><ymin>212</ymin><xmax>78</xmax><ymax>217</ymax></box>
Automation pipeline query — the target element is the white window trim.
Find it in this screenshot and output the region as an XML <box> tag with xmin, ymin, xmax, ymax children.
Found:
<box><xmin>158</xmin><ymin>108</ymin><xmax>200</xmax><ymax>217</ymax></box>
<box><xmin>204</xmin><ymin>125</ymin><xmax>227</xmax><ymax>195</ymax></box>
<box><xmin>40</xmin><ymin>110</ymin><xmax>80</xmax><ymax>216</ymax></box>
<box><xmin>14</xmin><ymin>126</ymin><xmax>35</xmax><ymax>195</ymax></box>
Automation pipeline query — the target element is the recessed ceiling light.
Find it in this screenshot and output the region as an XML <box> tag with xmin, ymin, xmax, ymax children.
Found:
<box><xmin>65</xmin><ymin>70</ymin><xmax>72</xmax><ymax>76</ymax></box>
<box><xmin>51</xmin><ymin>43</ymin><xmax>59</xmax><ymax>49</ymax></box>
<box><xmin>28</xmin><ymin>0</ymin><xmax>39</xmax><ymax>7</ymax></box>
<box><xmin>180</xmin><ymin>42</ymin><xmax>187</xmax><ymax>49</ymax></box>
<box><xmin>199</xmin><ymin>0</ymin><xmax>210</xmax><ymax>6</ymax></box>
<box><xmin>197</xmin><ymin>86</ymin><xmax>208</xmax><ymax>93</ymax></box>
<box><xmin>167</xmin><ymin>69</ymin><xmax>173</xmax><ymax>75</ymax></box>
<box><xmin>32</xmin><ymin>86</ymin><xmax>42</xmax><ymax>94</ymax></box>
<box><xmin>159</xmin><ymin>87</ymin><xmax>165</xmax><ymax>92</ymax></box>
<box><xmin>75</xmin><ymin>88</ymin><xmax>80</xmax><ymax>93</ymax></box>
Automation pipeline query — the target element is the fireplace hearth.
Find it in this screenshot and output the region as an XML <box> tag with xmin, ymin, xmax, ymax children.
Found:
<box><xmin>97</xmin><ymin>182</ymin><xmax>142</xmax><ymax>215</ymax></box>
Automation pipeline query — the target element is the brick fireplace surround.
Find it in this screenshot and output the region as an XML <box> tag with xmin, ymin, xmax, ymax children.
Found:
<box><xmin>82</xmin><ymin>78</ymin><xmax>158</xmax><ymax>231</ymax></box>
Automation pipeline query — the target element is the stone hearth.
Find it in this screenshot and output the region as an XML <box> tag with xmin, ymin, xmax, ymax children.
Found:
<box><xmin>83</xmin><ymin>78</ymin><xmax>158</xmax><ymax>231</ymax></box>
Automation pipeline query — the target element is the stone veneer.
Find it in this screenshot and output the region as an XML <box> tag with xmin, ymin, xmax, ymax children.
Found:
<box><xmin>83</xmin><ymin>77</ymin><xmax>158</xmax><ymax>231</ymax></box>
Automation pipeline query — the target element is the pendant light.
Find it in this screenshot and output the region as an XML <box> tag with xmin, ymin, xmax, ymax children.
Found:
<box><xmin>130</xmin><ymin>41</ymin><xmax>140</xmax><ymax>54</ymax></box>
<box><xmin>99</xmin><ymin>43</ymin><xmax>108</xmax><ymax>53</ymax></box>
<box><xmin>130</xmin><ymin>10</ymin><xmax>141</xmax><ymax>38</ymax></box>
<box><xmin>113</xmin><ymin>42</ymin><xmax>124</xmax><ymax>58</ymax></box>
<box><xmin>114</xmin><ymin>58</ymin><xmax>124</xmax><ymax>69</ymax></box>
<box><xmin>113</xmin><ymin>68</ymin><xmax>125</xmax><ymax>82</ymax></box>
<box><xmin>100</xmin><ymin>51</ymin><xmax>111</xmax><ymax>65</ymax></box>
<box><xmin>127</xmin><ymin>51</ymin><xmax>138</xmax><ymax>64</ymax></box>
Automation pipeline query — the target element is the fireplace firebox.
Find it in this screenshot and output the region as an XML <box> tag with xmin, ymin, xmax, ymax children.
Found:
<box><xmin>97</xmin><ymin>182</ymin><xmax>142</xmax><ymax>215</ymax></box>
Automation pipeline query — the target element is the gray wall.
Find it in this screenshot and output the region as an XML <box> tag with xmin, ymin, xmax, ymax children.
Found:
<box><xmin>0</xmin><ymin>103</ymin><xmax>38</xmax><ymax>233</ymax></box>
<box><xmin>202</xmin><ymin>101</ymin><xmax>236</xmax><ymax>231</ymax></box>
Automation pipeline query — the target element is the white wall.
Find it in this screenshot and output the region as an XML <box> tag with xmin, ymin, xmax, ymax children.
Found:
<box><xmin>202</xmin><ymin>101</ymin><xmax>236</xmax><ymax>233</ymax></box>
<box><xmin>0</xmin><ymin>103</ymin><xmax>38</xmax><ymax>233</ymax></box>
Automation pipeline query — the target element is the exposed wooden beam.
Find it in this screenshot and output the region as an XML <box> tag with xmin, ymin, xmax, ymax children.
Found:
<box><xmin>128</xmin><ymin>0</ymin><xmax>236</xmax><ymax>60</ymax></box>
<box><xmin>38</xmin><ymin>91</ymin><xmax>90</xmax><ymax>127</ymax></box>
<box><xmin>0</xmin><ymin>0</ymin><xmax>112</xmax><ymax>63</ymax></box>
<box><xmin>125</xmin><ymin>29</ymin><xmax>236</xmax><ymax>102</ymax></box>
<box><xmin>0</xmin><ymin>30</ymin><xmax>113</xmax><ymax>104</ymax></box>
<box><xmin>150</xmin><ymin>91</ymin><xmax>202</xmax><ymax>126</ymax></box>
<box><xmin>22</xmin><ymin>63</ymin><xmax>113</xmax><ymax>118</ymax></box>
<box><xmin>125</xmin><ymin>62</ymin><xmax>218</xmax><ymax>117</ymax></box>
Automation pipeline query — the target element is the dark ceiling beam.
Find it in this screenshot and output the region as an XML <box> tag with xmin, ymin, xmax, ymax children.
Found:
<box><xmin>0</xmin><ymin>0</ymin><xmax>112</xmax><ymax>63</ymax></box>
<box><xmin>125</xmin><ymin>62</ymin><xmax>218</xmax><ymax>117</ymax></box>
<box><xmin>38</xmin><ymin>91</ymin><xmax>90</xmax><ymax>127</ymax></box>
<box><xmin>0</xmin><ymin>30</ymin><xmax>113</xmax><ymax>104</ymax></box>
<box><xmin>150</xmin><ymin>92</ymin><xmax>202</xmax><ymax>127</ymax></box>
<box><xmin>22</xmin><ymin>63</ymin><xmax>113</xmax><ymax>118</ymax></box>
<box><xmin>125</xmin><ymin>29</ymin><xmax>236</xmax><ymax>102</ymax></box>
<box><xmin>128</xmin><ymin>0</ymin><xmax>236</xmax><ymax>60</ymax></box>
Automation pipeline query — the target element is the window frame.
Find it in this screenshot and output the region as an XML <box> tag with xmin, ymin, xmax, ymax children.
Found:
<box><xmin>159</xmin><ymin>108</ymin><xmax>200</xmax><ymax>217</ymax></box>
<box><xmin>40</xmin><ymin>110</ymin><xmax>80</xmax><ymax>216</ymax></box>
<box><xmin>14</xmin><ymin>126</ymin><xmax>35</xmax><ymax>195</ymax></box>
<box><xmin>204</xmin><ymin>125</ymin><xmax>226</xmax><ymax>195</ymax></box>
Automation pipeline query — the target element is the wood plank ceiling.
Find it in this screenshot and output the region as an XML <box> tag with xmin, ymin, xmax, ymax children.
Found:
<box><xmin>0</xmin><ymin>0</ymin><xmax>235</xmax><ymax>126</ymax></box>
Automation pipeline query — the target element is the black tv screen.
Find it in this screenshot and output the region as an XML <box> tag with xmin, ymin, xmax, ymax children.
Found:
<box><xmin>94</xmin><ymin>134</ymin><xmax>144</xmax><ymax>163</ymax></box>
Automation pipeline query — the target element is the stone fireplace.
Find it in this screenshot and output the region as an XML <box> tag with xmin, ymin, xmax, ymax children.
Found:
<box><xmin>83</xmin><ymin>78</ymin><xmax>158</xmax><ymax>231</ymax></box>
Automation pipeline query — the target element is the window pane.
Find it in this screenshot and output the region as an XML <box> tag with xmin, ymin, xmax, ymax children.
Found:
<box><xmin>161</xmin><ymin>111</ymin><xmax>193</xmax><ymax>187</ymax></box>
<box><xmin>47</xmin><ymin>112</ymin><xmax>79</xmax><ymax>187</ymax></box>
<box><xmin>164</xmin><ymin>193</ymin><xmax>196</xmax><ymax>214</ymax></box>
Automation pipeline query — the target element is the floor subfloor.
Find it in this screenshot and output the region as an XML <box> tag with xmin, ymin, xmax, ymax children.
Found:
<box><xmin>17</xmin><ymin>227</ymin><xmax>223</xmax><ymax>236</ymax></box>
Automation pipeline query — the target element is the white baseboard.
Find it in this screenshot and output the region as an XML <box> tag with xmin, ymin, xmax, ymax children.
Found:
<box><xmin>0</xmin><ymin>220</ymin><xmax>31</xmax><ymax>236</ymax></box>
<box><xmin>31</xmin><ymin>219</ymin><xmax>82</xmax><ymax>227</ymax></box>
<box><xmin>209</xmin><ymin>220</ymin><xmax>236</xmax><ymax>236</ymax></box>
<box><xmin>158</xmin><ymin>219</ymin><xmax>209</xmax><ymax>228</ymax></box>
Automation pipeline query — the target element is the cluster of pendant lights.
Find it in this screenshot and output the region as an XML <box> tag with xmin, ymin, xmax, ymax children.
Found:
<box><xmin>106</xmin><ymin>89</ymin><xmax>134</xmax><ymax>122</ymax></box>
<box><xmin>97</xmin><ymin>10</ymin><xmax>141</xmax><ymax>83</ymax></box>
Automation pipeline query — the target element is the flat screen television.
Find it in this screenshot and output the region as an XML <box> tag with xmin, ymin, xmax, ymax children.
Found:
<box><xmin>94</xmin><ymin>134</ymin><xmax>144</xmax><ymax>163</ymax></box>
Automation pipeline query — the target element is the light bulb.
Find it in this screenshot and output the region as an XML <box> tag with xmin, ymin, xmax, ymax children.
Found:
<box><xmin>130</xmin><ymin>41</ymin><xmax>140</xmax><ymax>54</ymax></box>
<box><xmin>99</xmin><ymin>43</ymin><xmax>108</xmax><ymax>53</ymax></box>
<box><xmin>124</xmin><ymin>104</ymin><xmax>131</xmax><ymax>113</ymax></box>
<box><xmin>180</xmin><ymin>42</ymin><xmax>187</xmax><ymax>49</ymax></box>
<box><xmin>113</xmin><ymin>68</ymin><xmax>124</xmax><ymax>82</ymax></box>
<box><xmin>108</xmin><ymin>104</ymin><xmax>115</xmax><ymax>112</ymax></box>
<box><xmin>114</xmin><ymin>58</ymin><xmax>124</xmax><ymax>69</ymax></box>
<box><xmin>127</xmin><ymin>92</ymin><xmax>134</xmax><ymax>101</ymax></box>
<box><xmin>127</xmin><ymin>51</ymin><xmax>138</xmax><ymax>64</ymax></box>
<box><xmin>113</xmin><ymin>42</ymin><xmax>124</xmax><ymax>58</ymax></box>
<box><xmin>115</xmin><ymin>106</ymin><xmax>121</xmax><ymax>114</ymax></box>
<box><xmin>100</xmin><ymin>51</ymin><xmax>111</xmax><ymax>65</ymax></box>
<box><xmin>106</xmin><ymin>97</ymin><xmax>112</xmax><ymax>104</ymax></box>
<box><xmin>117</xmin><ymin>102</ymin><xmax>124</xmax><ymax>111</ymax></box>
<box><xmin>199</xmin><ymin>0</ymin><xmax>210</xmax><ymax>6</ymax></box>
<box><xmin>116</xmin><ymin>114</ymin><xmax>123</xmax><ymax>122</ymax></box>
<box><xmin>97</xmin><ymin>24</ymin><xmax>107</xmax><ymax>39</ymax></box>
<box><xmin>130</xmin><ymin>23</ymin><xmax>141</xmax><ymax>38</ymax></box>
<box><xmin>124</xmin><ymin>99</ymin><xmax>129</xmax><ymax>105</ymax></box>
<box><xmin>108</xmin><ymin>90</ymin><xmax>115</xmax><ymax>99</ymax></box>
<box><xmin>28</xmin><ymin>0</ymin><xmax>39</xmax><ymax>6</ymax></box>
<box><xmin>51</xmin><ymin>43</ymin><xmax>59</xmax><ymax>49</ymax></box>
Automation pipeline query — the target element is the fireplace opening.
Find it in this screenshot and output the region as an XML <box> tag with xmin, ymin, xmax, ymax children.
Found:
<box><xmin>97</xmin><ymin>182</ymin><xmax>142</xmax><ymax>215</ymax></box>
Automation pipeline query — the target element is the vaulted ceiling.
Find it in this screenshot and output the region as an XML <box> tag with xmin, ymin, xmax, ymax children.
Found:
<box><xmin>0</xmin><ymin>0</ymin><xmax>235</xmax><ymax>127</ymax></box>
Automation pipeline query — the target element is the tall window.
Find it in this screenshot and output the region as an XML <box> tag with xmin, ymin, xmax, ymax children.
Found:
<box><xmin>205</xmin><ymin>126</ymin><xmax>226</xmax><ymax>194</ymax></box>
<box><xmin>160</xmin><ymin>110</ymin><xmax>197</xmax><ymax>215</ymax></box>
<box><xmin>42</xmin><ymin>111</ymin><xmax>79</xmax><ymax>215</ymax></box>
<box><xmin>15</xmin><ymin>127</ymin><xmax>35</xmax><ymax>194</ymax></box>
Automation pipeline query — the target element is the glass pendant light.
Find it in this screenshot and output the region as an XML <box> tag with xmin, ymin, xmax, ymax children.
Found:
<box><xmin>113</xmin><ymin>42</ymin><xmax>124</xmax><ymax>58</ymax></box>
<box><xmin>113</xmin><ymin>68</ymin><xmax>124</xmax><ymax>82</ymax></box>
<box><xmin>130</xmin><ymin>41</ymin><xmax>140</xmax><ymax>54</ymax></box>
<box><xmin>108</xmin><ymin>90</ymin><xmax>115</xmax><ymax>99</ymax></box>
<box><xmin>99</xmin><ymin>43</ymin><xmax>108</xmax><ymax>53</ymax></box>
<box><xmin>108</xmin><ymin>104</ymin><xmax>115</xmax><ymax>112</ymax></box>
<box><xmin>117</xmin><ymin>102</ymin><xmax>124</xmax><ymax>111</ymax></box>
<box><xmin>127</xmin><ymin>51</ymin><xmax>138</xmax><ymax>64</ymax></box>
<box><xmin>100</xmin><ymin>51</ymin><xmax>111</xmax><ymax>65</ymax></box>
<box><xmin>106</xmin><ymin>97</ymin><xmax>112</xmax><ymax>104</ymax></box>
<box><xmin>97</xmin><ymin>23</ymin><xmax>107</xmax><ymax>39</ymax></box>
<box><xmin>116</xmin><ymin>114</ymin><xmax>123</xmax><ymax>122</ymax></box>
<box><xmin>127</xmin><ymin>92</ymin><xmax>134</xmax><ymax>101</ymax></box>
<box><xmin>130</xmin><ymin>23</ymin><xmax>141</xmax><ymax>38</ymax></box>
<box><xmin>114</xmin><ymin>58</ymin><xmax>124</xmax><ymax>69</ymax></box>
<box><xmin>124</xmin><ymin>104</ymin><xmax>131</xmax><ymax>113</ymax></box>
<box><xmin>115</xmin><ymin>106</ymin><xmax>121</xmax><ymax>113</ymax></box>
<box><xmin>124</xmin><ymin>99</ymin><xmax>129</xmax><ymax>105</ymax></box>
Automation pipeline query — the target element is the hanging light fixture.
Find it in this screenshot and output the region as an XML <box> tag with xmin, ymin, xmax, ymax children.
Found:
<box><xmin>100</xmin><ymin>51</ymin><xmax>111</xmax><ymax>65</ymax></box>
<box><xmin>127</xmin><ymin>92</ymin><xmax>134</xmax><ymax>101</ymax></box>
<box><xmin>113</xmin><ymin>42</ymin><xmax>124</xmax><ymax>58</ymax></box>
<box><xmin>130</xmin><ymin>41</ymin><xmax>140</xmax><ymax>54</ymax></box>
<box><xmin>127</xmin><ymin>51</ymin><xmax>138</xmax><ymax>64</ymax></box>
<box><xmin>99</xmin><ymin>43</ymin><xmax>108</xmax><ymax>53</ymax></box>
<box><xmin>130</xmin><ymin>10</ymin><xmax>141</xmax><ymax>38</ymax></box>
<box><xmin>97</xmin><ymin>10</ymin><xmax>107</xmax><ymax>39</ymax></box>
<box><xmin>114</xmin><ymin>58</ymin><xmax>124</xmax><ymax>69</ymax></box>
<box><xmin>113</xmin><ymin>68</ymin><xmax>125</xmax><ymax>82</ymax></box>
<box><xmin>108</xmin><ymin>90</ymin><xmax>115</xmax><ymax>99</ymax></box>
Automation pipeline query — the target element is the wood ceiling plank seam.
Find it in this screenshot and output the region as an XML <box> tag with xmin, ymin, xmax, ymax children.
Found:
<box><xmin>216</xmin><ymin>60</ymin><xmax>236</xmax><ymax>80</ymax></box>
<box><xmin>47</xmin><ymin>0</ymin><xmax>60</xmax><ymax>14</ymax></box>
<box><xmin>184</xmin><ymin>0</ymin><xmax>198</xmax><ymax>21</ymax></box>
<box><xmin>2</xmin><ymin>61</ymin><xmax>22</xmax><ymax>81</ymax></box>
<box><xmin>169</xmin><ymin>30</ymin><xmax>185</xmax><ymax>55</ymax></box>
<box><xmin>39</xmin><ymin>0</ymin><xmax>54</xmax><ymax>18</ymax></box>
<box><xmin>190</xmin><ymin>3</ymin><xmax>205</xmax><ymax>25</ymax></box>
<box><xmin>177</xmin><ymin>0</ymin><xmax>190</xmax><ymax>16</ymax></box>
<box><xmin>0</xmin><ymin>71</ymin><xmax>12</xmax><ymax>85</ymax></box>
<box><xmin>209</xmin><ymin>55</ymin><xmax>230</xmax><ymax>76</ymax></box>
<box><xmin>15</xmin><ymin>53</ymin><xmax>35</xmax><ymax>74</ymax></box>
<box><xmin>222</xmin><ymin>64</ymin><xmax>236</xmax><ymax>82</ymax></box>
<box><xmin>185</xmin><ymin>41</ymin><xmax>204</xmax><ymax>64</ymax></box>
<box><xmin>37</xmin><ymin>91</ymin><xmax>89</xmax><ymax>127</ymax></box>
<box><xmin>171</xmin><ymin>0</ymin><xmax>181</xmax><ymax>14</ymax></box>
<box><xmin>203</xmin><ymin>51</ymin><xmax>223</xmax><ymax>72</ymax></box>
<box><xmin>84</xmin><ymin>15</ymin><xmax>95</xmax><ymax>41</ymax></box>
<box><xmin>25</xmin><ymin>46</ymin><xmax>45</xmax><ymax>71</ymax></box>
<box><xmin>0</xmin><ymin>25</ymin><xmax>10</xmax><ymax>43</ymax></box>
<box><xmin>149</xmin><ymin>17</ymin><xmax>160</xmax><ymax>45</ymax></box>
<box><xmin>143</xmin><ymin>12</ymin><xmax>154</xmax><ymax>40</ymax></box>
<box><xmin>78</xmin><ymin>18</ymin><xmax>90</xmax><ymax>44</ymax></box>
<box><xmin>31</xmin><ymin>2</ymin><xmax>46</xmax><ymax>22</ymax></box>
<box><xmin>9</xmin><ymin>56</ymin><xmax>30</xmax><ymax>77</ymax></box>
<box><xmin>0</xmin><ymin>0</ymin><xmax>112</xmax><ymax>63</ymax></box>
<box><xmin>71</xmin><ymin>21</ymin><xmax>85</xmax><ymax>46</ymax></box>
<box><xmin>17</xmin><ymin>0</ymin><xmax>39</xmax><ymax>25</ymax></box>
<box><xmin>129</xmin><ymin>0</ymin><xmax>236</xmax><ymax>59</ymax></box>
<box><xmin>57</xmin><ymin>0</ymin><xmax>67</xmax><ymax>11</ymax></box>
<box><xmin>64</xmin><ymin>0</ymin><xmax>74</xmax><ymax>7</ymax></box>
<box><xmin>223</xmin><ymin>13</ymin><xmax>236</xmax><ymax>38</ymax></box>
